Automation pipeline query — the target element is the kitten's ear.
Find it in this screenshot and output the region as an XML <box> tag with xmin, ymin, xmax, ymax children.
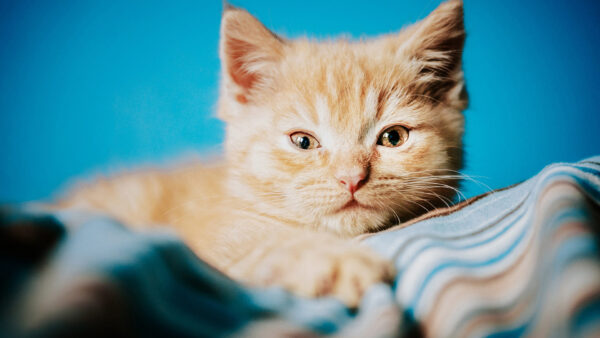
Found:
<box><xmin>400</xmin><ymin>0</ymin><xmax>466</xmax><ymax>107</ymax></box>
<box><xmin>220</xmin><ymin>7</ymin><xmax>284</xmax><ymax>104</ymax></box>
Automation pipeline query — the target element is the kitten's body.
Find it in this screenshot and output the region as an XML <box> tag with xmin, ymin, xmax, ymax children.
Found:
<box><xmin>59</xmin><ymin>0</ymin><xmax>467</xmax><ymax>306</ymax></box>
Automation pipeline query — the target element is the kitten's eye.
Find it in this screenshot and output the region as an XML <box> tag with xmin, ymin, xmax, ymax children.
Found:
<box><xmin>377</xmin><ymin>125</ymin><xmax>409</xmax><ymax>147</ymax></box>
<box><xmin>290</xmin><ymin>132</ymin><xmax>320</xmax><ymax>150</ymax></box>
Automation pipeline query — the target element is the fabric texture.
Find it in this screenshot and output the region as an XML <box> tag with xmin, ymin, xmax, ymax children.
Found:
<box><xmin>1</xmin><ymin>157</ymin><xmax>599</xmax><ymax>337</ymax></box>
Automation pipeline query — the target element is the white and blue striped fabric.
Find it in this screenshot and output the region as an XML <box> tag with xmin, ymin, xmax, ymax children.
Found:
<box><xmin>362</xmin><ymin>156</ymin><xmax>600</xmax><ymax>337</ymax></box>
<box><xmin>1</xmin><ymin>157</ymin><xmax>599</xmax><ymax>337</ymax></box>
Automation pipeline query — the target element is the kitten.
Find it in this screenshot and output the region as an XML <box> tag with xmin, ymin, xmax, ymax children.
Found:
<box><xmin>59</xmin><ymin>0</ymin><xmax>466</xmax><ymax>307</ymax></box>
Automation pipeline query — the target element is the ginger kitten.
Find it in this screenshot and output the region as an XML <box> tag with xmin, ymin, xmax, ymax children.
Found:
<box><xmin>60</xmin><ymin>0</ymin><xmax>467</xmax><ymax>306</ymax></box>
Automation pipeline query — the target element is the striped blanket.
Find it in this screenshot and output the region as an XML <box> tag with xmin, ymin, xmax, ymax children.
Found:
<box><xmin>2</xmin><ymin>157</ymin><xmax>599</xmax><ymax>337</ymax></box>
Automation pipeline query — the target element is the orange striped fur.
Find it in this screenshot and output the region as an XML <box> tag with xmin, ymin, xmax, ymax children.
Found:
<box><xmin>58</xmin><ymin>0</ymin><xmax>467</xmax><ymax>306</ymax></box>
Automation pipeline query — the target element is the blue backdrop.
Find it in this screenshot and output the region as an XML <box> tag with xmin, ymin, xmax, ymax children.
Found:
<box><xmin>1</xmin><ymin>0</ymin><xmax>599</xmax><ymax>202</ymax></box>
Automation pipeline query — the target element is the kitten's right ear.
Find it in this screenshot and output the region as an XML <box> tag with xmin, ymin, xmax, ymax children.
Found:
<box><xmin>220</xmin><ymin>7</ymin><xmax>284</xmax><ymax>104</ymax></box>
<box><xmin>397</xmin><ymin>0</ymin><xmax>466</xmax><ymax>107</ymax></box>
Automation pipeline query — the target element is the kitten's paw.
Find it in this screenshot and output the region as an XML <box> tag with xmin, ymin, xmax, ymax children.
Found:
<box><xmin>236</xmin><ymin>236</ymin><xmax>395</xmax><ymax>307</ymax></box>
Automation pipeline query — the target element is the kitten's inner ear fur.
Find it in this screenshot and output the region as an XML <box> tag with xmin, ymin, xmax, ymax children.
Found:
<box><xmin>220</xmin><ymin>7</ymin><xmax>284</xmax><ymax>104</ymax></box>
<box><xmin>398</xmin><ymin>0</ymin><xmax>466</xmax><ymax>107</ymax></box>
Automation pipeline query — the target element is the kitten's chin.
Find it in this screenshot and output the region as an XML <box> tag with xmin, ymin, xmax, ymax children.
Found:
<box><xmin>318</xmin><ymin>206</ymin><xmax>389</xmax><ymax>237</ymax></box>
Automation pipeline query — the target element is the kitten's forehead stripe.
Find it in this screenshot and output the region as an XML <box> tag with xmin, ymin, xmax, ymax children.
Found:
<box><xmin>359</xmin><ymin>87</ymin><xmax>380</xmax><ymax>141</ymax></box>
<box><xmin>317</xmin><ymin>55</ymin><xmax>376</xmax><ymax>144</ymax></box>
<box><xmin>315</xmin><ymin>94</ymin><xmax>330</xmax><ymax>127</ymax></box>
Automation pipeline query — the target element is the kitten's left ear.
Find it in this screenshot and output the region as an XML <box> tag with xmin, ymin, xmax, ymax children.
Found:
<box><xmin>400</xmin><ymin>0</ymin><xmax>467</xmax><ymax>107</ymax></box>
<box><xmin>220</xmin><ymin>7</ymin><xmax>284</xmax><ymax>104</ymax></box>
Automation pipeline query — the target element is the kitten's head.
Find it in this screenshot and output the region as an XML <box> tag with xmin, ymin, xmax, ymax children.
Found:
<box><xmin>218</xmin><ymin>0</ymin><xmax>467</xmax><ymax>236</ymax></box>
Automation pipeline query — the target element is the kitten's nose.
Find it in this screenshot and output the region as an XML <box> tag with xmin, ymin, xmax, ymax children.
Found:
<box><xmin>336</xmin><ymin>169</ymin><xmax>367</xmax><ymax>195</ymax></box>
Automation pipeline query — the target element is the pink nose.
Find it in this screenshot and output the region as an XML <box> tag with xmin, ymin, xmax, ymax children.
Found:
<box><xmin>336</xmin><ymin>171</ymin><xmax>367</xmax><ymax>195</ymax></box>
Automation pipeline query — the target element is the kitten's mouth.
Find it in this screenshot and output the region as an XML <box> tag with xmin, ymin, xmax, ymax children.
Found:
<box><xmin>337</xmin><ymin>199</ymin><xmax>374</xmax><ymax>213</ymax></box>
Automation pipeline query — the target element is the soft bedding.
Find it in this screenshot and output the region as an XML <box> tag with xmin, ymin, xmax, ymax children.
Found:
<box><xmin>2</xmin><ymin>157</ymin><xmax>599</xmax><ymax>337</ymax></box>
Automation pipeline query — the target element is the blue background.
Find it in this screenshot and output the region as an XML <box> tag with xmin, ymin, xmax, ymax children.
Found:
<box><xmin>1</xmin><ymin>0</ymin><xmax>599</xmax><ymax>202</ymax></box>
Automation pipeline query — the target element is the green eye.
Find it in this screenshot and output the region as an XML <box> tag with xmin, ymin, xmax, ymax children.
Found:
<box><xmin>377</xmin><ymin>125</ymin><xmax>409</xmax><ymax>147</ymax></box>
<box><xmin>290</xmin><ymin>132</ymin><xmax>320</xmax><ymax>150</ymax></box>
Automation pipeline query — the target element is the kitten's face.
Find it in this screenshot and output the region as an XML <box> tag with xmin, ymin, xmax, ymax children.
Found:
<box><xmin>219</xmin><ymin>0</ymin><xmax>467</xmax><ymax>236</ymax></box>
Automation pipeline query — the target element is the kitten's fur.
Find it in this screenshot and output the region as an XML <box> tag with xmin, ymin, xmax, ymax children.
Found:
<box><xmin>59</xmin><ymin>0</ymin><xmax>466</xmax><ymax>306</ymax></box>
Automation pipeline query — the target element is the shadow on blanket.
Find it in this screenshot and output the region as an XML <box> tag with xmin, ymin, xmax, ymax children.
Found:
<box><xmin>2</xmin><ymin>157</ymin><xmax>600</xmax><ymax>337</ymax></box>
